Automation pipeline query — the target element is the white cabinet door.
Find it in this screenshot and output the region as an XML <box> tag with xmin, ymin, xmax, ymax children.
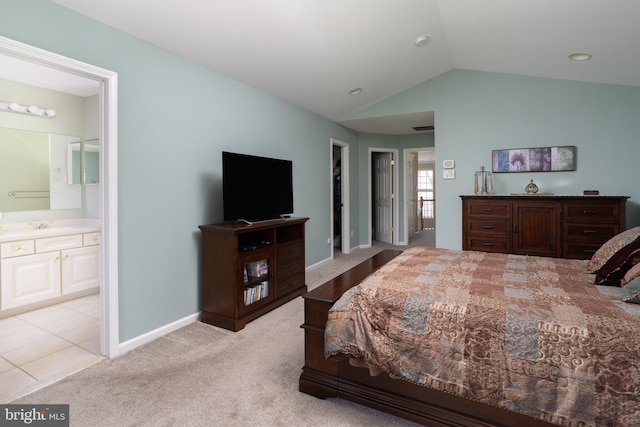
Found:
<box><xmin>1</xmin><ymin>252</ymin><xmax>61</xmax><ymax>310</ymax></box>
<box><xmin>61</xmin><ymin>246</ymin><xmax>100</xmax><ymax>294</ymax></box>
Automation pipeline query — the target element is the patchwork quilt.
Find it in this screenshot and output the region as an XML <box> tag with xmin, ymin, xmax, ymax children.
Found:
<box><xmin>325</xmin><ymin>247</ymin><xmax>640</xmax><ymax>426</ymax></box>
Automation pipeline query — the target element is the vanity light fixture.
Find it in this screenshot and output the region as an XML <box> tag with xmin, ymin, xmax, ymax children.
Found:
<box><xmin>348</xmin><ymin>88</ymin><xmax>362</xmax><ymax>95</ymax></box>
<box><xmin>0</xmin><ymin>101</ymin><xmax>56</xmax><ymax>119</ymax></box>
<box><xmin>568</xmin><ymin>53</ymin><xmax>592</xmax><ymax>61</ymax></box>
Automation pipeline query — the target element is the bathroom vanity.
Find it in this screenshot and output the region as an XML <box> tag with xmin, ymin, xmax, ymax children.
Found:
<box><xmin>0</xmin><ymin>220</ymin><xmax>100</xmax><ymax>316</ymax></box>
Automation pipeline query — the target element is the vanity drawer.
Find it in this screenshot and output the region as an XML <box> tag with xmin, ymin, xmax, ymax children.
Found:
<box><xmin>36</xmin><ymin>234</ymin><xmax>83</xmax><ymax>253</ymax></box>
<box><xmin>83</xmin><ymin>232</ymin><xmax>101</xmax><ymax>246</ymax></box>
<box><xmin>1</xmin><ymin>240</ymin><xmax>35</xmax><ymax>258</ymax></box>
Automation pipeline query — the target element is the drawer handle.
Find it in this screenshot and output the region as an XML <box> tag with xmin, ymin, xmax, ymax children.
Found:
<box><xmin>289</xmin><ymin>266</ymin><xmax>295</xmax><ymax>271</ymax></box>
<box><xmin>482</xmin><ymin>225</ymin><xmax>494</xmax><ymax>229</ymax></box>
<box><xmin>483</xmin><ymin>208</ymin><xmax>494</xmax><ymax>212</ymax></box>
<box><xmin>583</xmin><ymin>210</ymin><xmax>597</xmax><ymax>215</ymax></box>
<box><xmin>584</xmin><ymin>249</ymin><xmax>597</xmax><ymax>254</ymax></box>
<box><xmin>482</xmin><ymin>242</ymin><xmax>494</xmax><ymax>246</ymax></box>
<box><xmin>583</xmin><ymin>229</ymin><xmax>597</xmax><ymax>234</ymax></box>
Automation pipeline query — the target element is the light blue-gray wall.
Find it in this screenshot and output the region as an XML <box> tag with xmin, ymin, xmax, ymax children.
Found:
<box><xmin>1</xmin><ymin>0</ymin><xmax>358</xmax><ymax>341</ymax></box>
<box><xmin>348</xmin><ymin>69</ymin><xmax>640</xmax><ymax>249</ymax></box>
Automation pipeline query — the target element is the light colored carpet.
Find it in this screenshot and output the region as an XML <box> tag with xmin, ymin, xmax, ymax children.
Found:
<box><xmin>13</xmin><ymin>232</ymin><xmax>434</xmax><ymax>426</ymax></box>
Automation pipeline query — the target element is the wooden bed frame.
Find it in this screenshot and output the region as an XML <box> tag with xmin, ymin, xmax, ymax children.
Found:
<box><xmin>299</xmin><ymin>250</ymin><xmax>554</xmax><ymax>427</ymax></box>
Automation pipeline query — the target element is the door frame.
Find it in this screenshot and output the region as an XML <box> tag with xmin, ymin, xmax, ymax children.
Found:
<box><xmin>404</xmin><ymin>150</ymin><xmax>418</xmax><ymax>243</ymax></box>
<box><xmin>368</xmin><ymin>148</ymin><xmax>399</xmax><ymax>247</ymax></box>
<box><xmin>402</xmin><ymin>147</ymin><xmax>435</xmax><ymax>244</ymax></box>
<box><xmin>0</xmin><ymin>36</ymin><xmax>120</xmax><ymax>357</ymax></box>
<box><xmin>330</xmin><ymin>138</ymin><xmax>350</xmax><ymax>257</ymax></box>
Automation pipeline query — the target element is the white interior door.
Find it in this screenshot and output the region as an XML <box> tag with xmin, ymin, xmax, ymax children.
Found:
<box><xmin>406</xmin><ymin>152</ymin><xmax>418</xmax><ymax>238</ymax></box>
<box><xmin>373</xmin><ymin>152</ymin><xmax>393</xmax><ymax>244</ymax></box>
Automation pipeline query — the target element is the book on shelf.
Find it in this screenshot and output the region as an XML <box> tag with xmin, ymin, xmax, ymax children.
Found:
<box><xmin>245</xmin><ymin>259</ymin><xmax>269</xmax><ymax>278</ymax></box>
<box><xmin>243</xmin><ymin>281</ymin><xmax>269</xmax><ymax>306</ymax></box>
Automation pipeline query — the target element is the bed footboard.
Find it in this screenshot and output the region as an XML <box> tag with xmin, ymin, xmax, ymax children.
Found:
<box><xmin>299</xmin><ymin>250</ymin><xmax>402</xmax><ymax>399</ymax></box>
<box><xmin>299</xmin><ymin>249</ymin><xmax>553</xmax><ymax>427</ymax></box>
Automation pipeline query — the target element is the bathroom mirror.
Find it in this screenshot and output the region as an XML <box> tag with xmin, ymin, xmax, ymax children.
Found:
<box><xmin>67</xmin><ymin>139</ymin><xmax>99</xmax><ymax>185</ymax></box>
<box><xmin>84</xmin><ymin>139</ymin><xmax>99</xmax><ymax>185</ymax></box>
<box><xmin>0</xmin><ymin>127</ymin><xmax>82</xmax><ymax>213</ymax></box>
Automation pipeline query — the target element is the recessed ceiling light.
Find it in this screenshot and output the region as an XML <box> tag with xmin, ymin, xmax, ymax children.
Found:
<box><xmin>348</xmin><ymin>88</ymin><xmax>362</xmax><ymax>95</ymax></box>
<box><xmin>415</xmin><ymin>35</ymin><xmax>429</xmax><ymax>46</ymax></box>
<box><xmin>568</xmin><ymin>53</ymin><xmax>592</xmax><ymax>61</ymax></box>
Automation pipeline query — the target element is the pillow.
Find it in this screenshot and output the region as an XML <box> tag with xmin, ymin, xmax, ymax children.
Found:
<box><xmin>586</xmin><ymin>227</ymin><xmax>640</xmax><ymax>273</ymax></box>
<box><xmin>594</xmin><ymin>237</ymin><xmax>640</xmax><ymax>285</ymax></box>
<box><xmin>621</xmin><ymin>262</ymin><xmax>640</xmax><ymax>285</ymax></box>
<box><xmin>622</xmin><ymin>276</ymin><xmax>640</xmax><ymax>304</ymax></box>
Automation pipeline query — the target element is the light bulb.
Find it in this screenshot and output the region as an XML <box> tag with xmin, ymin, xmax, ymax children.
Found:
<box><xmin>7</xmin><ymin>102</ymin><xmax>21</xmax><ymax>111</ymax></box>
<box><xmin>27</xmin><ymin>105</ymin><xmax>39</xmax><ymax>114</ymax></box>
<box><xmin>44</xmin><ymin>109</ymin><xmax>56</xmax><ymax>117</ymax></box>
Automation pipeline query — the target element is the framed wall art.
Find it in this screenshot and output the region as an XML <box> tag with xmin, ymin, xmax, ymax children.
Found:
<box><xmin>491</xmin><ymin>145</ymin><xmax>576</xmax><ymax>173</ymax></box>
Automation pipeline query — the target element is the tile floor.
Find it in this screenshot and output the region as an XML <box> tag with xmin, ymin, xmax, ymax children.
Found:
<box><xmin>0</xmin><ymin>294</ymin><xmax>104</xmax><ymax>403</ymax></box>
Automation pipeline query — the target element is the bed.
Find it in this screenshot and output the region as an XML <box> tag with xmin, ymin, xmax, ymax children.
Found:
<box><xmin>299</xmin><ymin>238</ymin><xmax>640</xmax><ymax>426</ymax></box>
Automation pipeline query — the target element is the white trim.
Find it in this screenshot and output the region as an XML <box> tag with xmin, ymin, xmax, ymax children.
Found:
<box><xmin>306</xmin><ymin>257</ymin><xmax>332</xmax><ymax>272</ymax></box>
<box><xmin>330</xmin><ymin>139</ymin><xmax>351</xmax><ymax>257</ymax></box>
<box><xmin>367</xmin><ymin>148</ymin><xmax>399</xmax><ymax>246</ymax></box>
<box><xmin>0</xmin><ymin>36</ymin><xmax>120</xmax><ymax>357</ymax></box>
<box><xmin>402</xmin><ymin>147</ymin><xmax>436</xmax><ymax>246</ymax></box>
<box><xmin>118</xmin><ymin>313</ymin><xmax>200</xmax><ymax>355</ymax></box>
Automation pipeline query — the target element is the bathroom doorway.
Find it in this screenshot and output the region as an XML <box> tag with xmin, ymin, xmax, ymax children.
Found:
<box><xmin>0</xmin><ymin>36</ymin><xmax>118</xmax><ymax>400</ymax></box>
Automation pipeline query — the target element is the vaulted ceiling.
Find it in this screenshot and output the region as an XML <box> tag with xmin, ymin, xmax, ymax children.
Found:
<box><xmin>18</xmin><ymin>1</ymin><xmax>640</xmax><ymax>134</ymax></box>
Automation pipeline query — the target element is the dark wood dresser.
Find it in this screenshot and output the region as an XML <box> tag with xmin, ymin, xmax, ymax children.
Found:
<box><xmin>199</xmin><ymin>217</ymin><xmax>308</xmax><ymax>331</ymax></box>
<box><xmin>461</xmin><ymin>195</ymin><xmax>628</xmax><ymax>259</ymax></box>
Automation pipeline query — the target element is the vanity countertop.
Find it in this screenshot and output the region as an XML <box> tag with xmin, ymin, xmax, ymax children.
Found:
<box><xmin>0</xmin><ymin>220</ymin><xmax>100</xmax><ymax>243</ymax></box>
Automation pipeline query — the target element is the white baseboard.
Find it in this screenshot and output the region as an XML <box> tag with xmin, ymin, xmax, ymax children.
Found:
<box><xmin>306</xmin><ymin>256</ymin><xmax>332</xmax><ymax>271</ymax></box>
<box><xmin>117</xmin><ymin>312</ymin><xmax>200</xmax><ymax>355</ymax></box>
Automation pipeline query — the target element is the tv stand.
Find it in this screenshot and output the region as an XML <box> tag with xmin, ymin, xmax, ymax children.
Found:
<box><xmin>199</xmin><ymin>217</ymin><xmax>309</xmax><ymax>331</ymax></box>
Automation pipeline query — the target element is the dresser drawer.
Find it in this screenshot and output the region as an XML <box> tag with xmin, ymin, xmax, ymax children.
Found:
<box><xmin>563</xmin><ymin>243</ymin><xmax>601</xmax><ymax>259</ymax></box>
<box><xmin>564</xmin><ymin>203</ymin><xmax>620</xmax><ymax>222</ymax></box>
<box><xmin>466</xmin><ymin>201</ymin><xmax>510</xmax><ymax>218</ymax></box>
<box><xmin>563</xmin><ymin>224</ymin><xmax>619</xmax><ymax>243</ymax></box>
<box><xmin>466</xmin><ymin>236</ymin><xmax>510</xmax><ymax>253</ymax></box>
<box><xmin>277</xmin><ymin>241</ymin><xmax>304</xmax><ymax>263</ymax></box>
<box><xmin>277</xmin><ymin>271</ymin><xmax>305</xmax><ymax>296</ymax></box>
<box><xmin>1</xmin><ymin>240</ymin><xmax>35</xmax><ymax>258</ymax></box>
<box><xmin>277</xmin><ymin>257</ymin><xmax>305</xmax><ymax>281</ymax></box>
<box><xmin>467</xmin><ymin>219</ymin><xmax>509</xmax><ymax>236</ymax></box>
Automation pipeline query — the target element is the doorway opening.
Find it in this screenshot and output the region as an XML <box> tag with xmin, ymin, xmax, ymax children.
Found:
<box><xmin>0</xmin><ymin>36</ymin><xmax>119</xmax><ymax>362</ymax></box>
<box><xmin>404</xmin><ymin>147</ymin><xmax>436</xmax><ymax>247</ymax></box>
<box><xmin>369</xmin><ymin>148</ymin><xmax>399</xmax><ymax>247</ymax></box>
<box><xmin>330</xmin><ymin>139</ymin><xmax>350</xmax><ymax>257</ymax></box>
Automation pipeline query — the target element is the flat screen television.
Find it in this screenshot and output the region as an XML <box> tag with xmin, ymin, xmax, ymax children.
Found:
<box><xmin>222</xmin><ymin>151</ymin><xmax>294</xmax><ymax>223</ymax></box>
